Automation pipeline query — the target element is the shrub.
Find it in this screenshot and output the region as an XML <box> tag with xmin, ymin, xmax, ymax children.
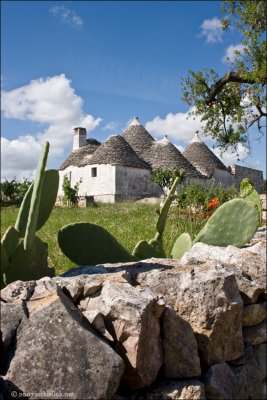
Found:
<box><xmin>62</xmin><ymin>175</ymin><xmax>82</xmax><ymax>207</ymax></box>
<box><xmin>151</xmin><ymin>169</ymin><xmax>175</xmax><ymax>190</ymax></box>
<box><xmin>0</xmin><ymin>178</ymin><xmax>32</xmax><ymax>205</ymax></box>
<box><xmin>176</xmin><ymin>182</ymin><xmax>238</xmax><ymax>212</ymax></box>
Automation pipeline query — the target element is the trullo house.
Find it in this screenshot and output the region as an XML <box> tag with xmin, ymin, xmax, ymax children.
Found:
<box><xmin>57</xmin><ymin>117</ymin><xmax>263</xmax><ymax>203</ymax></box>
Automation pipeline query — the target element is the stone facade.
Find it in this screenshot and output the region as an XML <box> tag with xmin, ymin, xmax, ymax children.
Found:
<box><xmin>231</xmin><ymin>165</ymin><xmax>264</xmax><ymax>193</ymax></box>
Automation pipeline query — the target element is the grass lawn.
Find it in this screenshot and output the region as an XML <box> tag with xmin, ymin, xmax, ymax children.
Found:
<box><xmin>1</xmin><ymin>202</ymin><xmax>201</xmax><ymax>275</ymax></box>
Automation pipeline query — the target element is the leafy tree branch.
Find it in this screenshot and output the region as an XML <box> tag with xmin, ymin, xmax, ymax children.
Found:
<box><xmin>181</xmin><ymin>0</ymin><xmax>266</xmax><ymax>153</ymax></box>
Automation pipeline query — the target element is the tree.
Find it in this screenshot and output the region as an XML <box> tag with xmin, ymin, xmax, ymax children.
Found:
<box><xmin>181</xmin><ymin>0</ymin><xmax>266</xmax><ymax>153</ymax></box>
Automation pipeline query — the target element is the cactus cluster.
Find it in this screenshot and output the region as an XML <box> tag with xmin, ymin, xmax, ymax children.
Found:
<box><xmin>170</xmin><ymin>178</ymin><xmax>262</xmax><ymax>260</ymax></box>
<box><xmin>57</xmin><ymin>172</ymin><xmax>262</xmax><ymax>267</ymax></box>
<box><xmin>1</xmin><ymin>142</ymin><xmax>59</xmax><ymax>288</ymax></box>
<box><xmin>58</xmin><ymin>169</ymin><xmax>186</xmax><ymax>265</ymax></box>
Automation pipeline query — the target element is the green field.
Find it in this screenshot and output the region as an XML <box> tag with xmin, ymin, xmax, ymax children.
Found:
<box><xmin>1</xmin><ymin>202</ymin><xmax>204</xmax><ymax>275</ymax></box>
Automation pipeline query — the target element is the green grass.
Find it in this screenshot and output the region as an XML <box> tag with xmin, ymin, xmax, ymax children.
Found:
<box><xmin>1</xmin><ymin>202</ymin><xmax>206</xmax><ymax>275</ymax></box>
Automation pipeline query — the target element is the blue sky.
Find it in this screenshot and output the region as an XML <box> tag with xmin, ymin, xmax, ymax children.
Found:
<box><xmin>1</xmin><ymin>0</ymin><xmax>266</xmax><ymax>180</ymax></box>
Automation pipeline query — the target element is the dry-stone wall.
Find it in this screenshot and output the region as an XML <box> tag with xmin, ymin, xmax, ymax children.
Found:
<box><xmin>0</xmin><ymin>229</ymin><xmax>266</xmax><ymax>400</ymax></box>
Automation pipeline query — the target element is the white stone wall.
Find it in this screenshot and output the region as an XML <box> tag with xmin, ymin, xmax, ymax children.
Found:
<box><xmin>58</xmin><ymin>164</ymin><xmax>161</xmax><ymax>203</ymax></box>
<box><xmin>58</xmin><ymin>164</ymin><xmax>117</xmax><ymax>203</ymax></box>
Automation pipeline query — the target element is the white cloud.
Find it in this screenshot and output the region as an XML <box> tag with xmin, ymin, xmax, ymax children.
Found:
<box><xmin>199</xmin><ymin>17</ymin><xmax>223</xmax><ymax>43</ymax></box>
<box><xmin>212</xmin><ymin>143</ymin><xmax>250</xmax><ymax>166</ymax></box>
<box><xmin>49</xmin><ymin>5</ymin><xmax>83</xmax><ymax>28</ymax></box>
<box><xmin>1</xmin><ymin>74</ymin><xmax>102</xmax><ymax>180</ymax></box>
<box><xmin>102</xmin><ymin>121</ymin><xmax>119</xmax><ymax>131</ymax></box>
<box><xmin>145</xmin><ymin>108</ymin><xmax>203</xmax><ymax>143</ymax></box>
<box><xmin>223</xmin><ymin>43</ymin><xmax>245</xmax><ymax>63</ymax></box>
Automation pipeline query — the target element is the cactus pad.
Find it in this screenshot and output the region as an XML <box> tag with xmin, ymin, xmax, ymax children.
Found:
<box><xmin>133</xmin><ymin>237</ymin><xmax>165</xmax><ymax>260</ymax></box>
<box><xmin>1</xmin><ymin>226</ymin><xmax>20</xmax><ymax>257</ymax></box>
<box><xmin>24</xmin><ymin>142</ymin><xmax>50</xmax><ymax>252</ymax></box>
<box><xmin>171</xmin><ymin>233</ymin><xmax>192</xmax><ymax>260</ymax></box>
<box><xmin>58</xmin><ymin>222</ymin><xmax>133</xmax><ymax>266</ymax></box>
<box><xmin>156</xmin><ymin>176</ymin><xmax>180</xmax><ymax>234</ymax></box>
<box><xmin>240</xmin><ymin>188</ymin><xmax>262</xmax><ymax>225</ymax></box>
<box><xmin>15</xmin><ymin>169</ymin><xmax>59</xmax><ymax>236</ymax></box>
<box><xmin>193</xmin><ymin>198</ymin><xmax>259</xmax><ymax>247</ymax></box>
<box><xmin>5</xmin><ymin>236</ymin><xmax>55</xmax><ymax>284</ymax></box>
<box><xmin>1</xmin><ymin>243</ymin><xmax>8</xmax><ymax>288</ymax></box>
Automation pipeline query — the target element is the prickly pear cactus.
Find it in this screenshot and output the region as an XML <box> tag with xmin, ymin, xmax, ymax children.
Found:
<box><xmin>132</xmin><ymin>234</ymin><xmax>165</xmax><ymax>260</ymax></box>
<box><xmin>1</xmin><ymin>141</ymin><xmax>57</xmax><ymax>287</ymax></box>
<box><xmin>240</xmin><ymin>179</ymin><xmax>262</xmax><ymax>225</ymax></box>
<box><xmin>156</xmin><ymin>173</ymin><xmax>184</xmax><ymax>234</ymax></box>
<box><xmin>1</xmin><ymin>243</ymin><xmax>9</xmax><ymax>288</ymax></box>
<box><xmin>58</xmin><ymin>222</ymin><xmax>134</xmax><ymax>266</ymax></box>
<box><xmin>193</xmin><ymin>198</ymin><xmax>260</xmax><ymax>247</ymax></box>
<box><xmin>1</xmin><ymin>226</ymin><xmax>20</xmax><ymax>257</ymax></box>
<box><xmin>24</xmin><ymin>142</ymin><xmax>50</xmax><ymax>252</ymax></box>
<box><xmin>5</xmin><ymin>237</ymin><xmax>54</xmax><ymax>284</ymax></box>
<box><xmin>171</xmin><ymin>232</ymin><xmax>192</xmax><ymax>260</ymax></box>
<box><xmin>15</xmin><ymin>169</ymin><xmax>59</xmax><ymax>236</ymax></box>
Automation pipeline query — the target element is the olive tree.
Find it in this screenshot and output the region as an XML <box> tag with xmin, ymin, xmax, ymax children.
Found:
<box><xmin>181</xmin><ymin>0</ymin><xmax>266</xmax><ymax>153</ymax></box>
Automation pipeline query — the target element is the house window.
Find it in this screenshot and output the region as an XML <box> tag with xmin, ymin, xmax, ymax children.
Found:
<box><xmin>91</xmin><ymin>167</ymin><xmax>97</xmax><ymax>177</ymax></box>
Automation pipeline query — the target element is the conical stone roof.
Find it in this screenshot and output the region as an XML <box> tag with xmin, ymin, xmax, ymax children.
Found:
<box><xmin>144</xmin><ymin>136</ymin><xmax>205</xmax><ymax>178</ymax></box>
<box><xmin>183</xmin><ymin>133</ymin><xmax>227</xmax><ymax>178</ymax></box>
<box><xmin>88</xmin><ymin>135</ymin><xmax>151</xmax><ymax>169</ymax></box>
<box><xmin>122</xmin><ymin>117</ymin><xmax>155</xmax><ymax>158</ymax></box>
<box><xmin>59</xmin><ymin>138</ymin><xmax>101</xmax><ymax>170</ymax></box>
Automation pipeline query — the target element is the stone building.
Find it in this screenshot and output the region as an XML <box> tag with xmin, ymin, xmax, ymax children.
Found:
<box><xmin>183</xmin><ymin>133</ymin><xmax>264</xmax><ymax>192</ymax></box>
<box><xmin>58</xmin><ymin>117</ymin><xmax>264</xmax><ymax>203</ymax></box>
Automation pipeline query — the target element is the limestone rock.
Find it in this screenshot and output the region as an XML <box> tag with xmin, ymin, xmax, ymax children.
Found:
<box><xmin>243</xmin><ymin>320</ymin><xmax>267</xmax><ymax>346</ymax></box>
<box><xmin>230</xmin><ymin>346</ymin><xmax>265</xmax><ymax>400</ymax></box>
<box><xmin>0</xmin><ymin>280</ymin><xmax>36</xmax><ymax>303</ymax></box>
<box><xmin>56</xmin><ymin>270</ymin><xmax>130</xmax><ymax>300</ymax></box>
<box><xmin>180</xmin><ymin>242</ymin><xmax>266</xmax><ymax>304</ymax></box>
<box><xmin>161</xmin><ymin>307</ymin><xmax>201</xmax><ymax>378</ymax></box>
<box><xmin>204</xmin><ymin>362</ymin><xmax>237</xmax><ymax>400</ymax></box>
<box><xmin>137</xmin><ymin>264</ymin><xmax>244</xmax><ymax>364</ymax></box>
<box><xmin>5</xmin><ymin>287</ymin><xmax>124</xmax><ymax>400</ymax></box>
<box><xmin>79</xmin><ymin>280</ymin><xmax>165</xmax><ymax>390</ymax></box>
<box><xmin>0</xmin><ymin>301</ymin><xmax>26</xmax><ymax>350</ymax></box>
<box><xmin>147</xmin><ymin>379</ymin><xmax>206</xmax><ymax>400</ymax></box>
<box><xmin>253</xmin><ymin>343</ymin><xmax>267</xmax><ymax>380</ymax></box>
<box><xmin>242</xmin><ymin>302</ymin><xmax>266</xmax><ymax>326</ymax></box>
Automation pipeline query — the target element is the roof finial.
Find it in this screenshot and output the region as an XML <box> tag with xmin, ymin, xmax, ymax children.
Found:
<box><xmin>190</xmin><ymin>131</ymin><xmax>202</xmax><ymax>143</ymax></box>
<box><xmin>161</xmin><ymin>134</ymin><xmax>169</xmax><ymax>143</ymax></box>
<box><xmin>130</xmin><ymin>116</ymin><xmax>141</xmax><ymax>126</ymax></box>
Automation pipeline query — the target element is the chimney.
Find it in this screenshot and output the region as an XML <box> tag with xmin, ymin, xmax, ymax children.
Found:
<box><xmin>73</xmin><ymin>127</ymin><xmax>87</xmax><ymax>150</ymax></box>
